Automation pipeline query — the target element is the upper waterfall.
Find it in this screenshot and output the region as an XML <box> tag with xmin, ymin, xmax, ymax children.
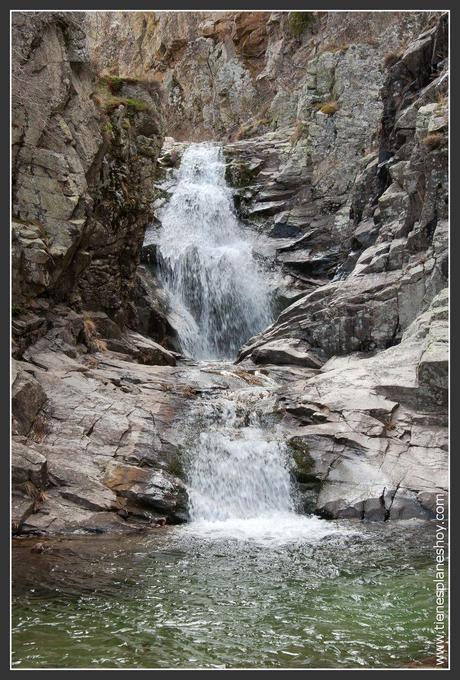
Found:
<box><xmin>155</xmin><ymin>143</ymin><xmax>272</xmax><ymax>360</ymax></box>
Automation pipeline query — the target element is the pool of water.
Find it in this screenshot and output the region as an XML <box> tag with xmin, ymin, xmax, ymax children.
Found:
<box><xmin>12</xmin><ymin>518</ymin><xmax>441</xmax><ymax>669</ymax></box>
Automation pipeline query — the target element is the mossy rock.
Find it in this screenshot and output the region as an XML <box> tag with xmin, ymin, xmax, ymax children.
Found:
<box><xmin>100</xmin><ymin>74</ymin><xmax>144</xmax><ymax>94</ymax></box>
<box><xmin>166</xmin><ymin>456</ymin><xmax>185</xmax><ymax>479</ymax></box>
<box><xmin>288</xmin><ymin>437</ymin><xmax>317</xmax><ymax>482</ymax></box>
<box><xmin>288</xmin><ymin>12</ymin><xmax>315</xmax><ymax>39</ymax></box>
<box><xmin>225</xmin><ymin>160</ymin><xmax>256</xmax><ymax>188</ymax></box>
<box><xmin>102</xmin><ymin>120</ymin><xmax>114</xmax><ymax>139</ymax></box>
<box><xmin>152</xmin><ymin>186</ymin><xmax>170</xmax><ymax>202</ymax></box>
<box><xmin>94</xmin><ymin>88</ymin><xmax>148</xmax><ymax>115</ymax></box>
<box><xmin>12</xmin><ymin>303</ymin><xmax>24</xmax><ymax>317</ymax></box>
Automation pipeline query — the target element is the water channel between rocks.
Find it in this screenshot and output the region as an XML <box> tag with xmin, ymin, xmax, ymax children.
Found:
<box><xmin>12</xmin><ymin>143</ymin><xmax>440</xmax><ymax>669</ymax></box>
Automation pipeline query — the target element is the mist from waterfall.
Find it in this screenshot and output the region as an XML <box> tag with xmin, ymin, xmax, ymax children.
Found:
<box><xmin>156</xmin><ymin>143</ymin><xmax>272</xmax><ymax>360</ymax></box>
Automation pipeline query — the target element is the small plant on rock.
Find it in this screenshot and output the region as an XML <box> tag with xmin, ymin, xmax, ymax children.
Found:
<box><xmin>21</xmin><ymin>481</ymin><xmax>48</xmax><ymax>511</ymax></box>
<box><xmin>93</xmin><ymin>76</ymin><xmax>149</xmax><ymax>115</ymax></box>
<box><xmin>421</xmin><ymin>132</ymin><xmax>446</xmax><ymax>150</ymax></box>
<box><xmin>319</xmin><ymin>100</ymin><xmax>339</xmax><ymax>115</ymax></box>
<box><xmin>123</xmin><ymin>98</ymin><xmax>148</xmax><ymax>112</ymax></box>
<box><xmin>167</xmin><ymin>457</ymin><xmax>184</xmax><ymax>478</ymax></box>
<box><xmin>383</xmin><ymin>51</ymin><xmax>402</xmax><ymax>68</ymax></box>
<box><xmin>288</xmin><ymin>12</ymin><xmax>315</xmax><ymax>38</ymax></box>
<box><xmin>101</xmin><ymin>74</ymin><xmax>125</xmax><ymax>94</ymax></box>
<box><xmin>83</xmin><ymin>316</ymin><xmax>108</xmax><ymax>353</ymax></box>
<box><xmin>436</xmin><ymin>92</ymin><xmax>448</xmax><ymax>106</ymax></box>
<box><xmin>290</xmin><ymin>120</ymin><xmax>306</xmax><ymax>145</ymax></box>
<box><xmin>12</xmin><ymin>303</ymin><xmax>24</xmax><ymax>317</ymax></box>
<box><xmin>102</xmin><ymin>120</ymin><xmax>113</xmax><ymax>136</ymax></box>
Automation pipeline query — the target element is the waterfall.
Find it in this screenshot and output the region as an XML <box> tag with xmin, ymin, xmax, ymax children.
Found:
<box><xmin>154</xmin><ymin>144</ymin><xmax>335</xmax><ymax>543</ymax></box>
<box><xmin>187</xmin><ymin>399</ymin><xmax>294</xmax><ymax>522</ymax></box>
<box><xmin>181</xmin><ymin>393</ymin><xmax>340</xmax><ymax>544</ymax></box>
<box><xmin>156</xmin><ymin>143</ymin><xmax>272</xmax><ymax>360</ymax></box>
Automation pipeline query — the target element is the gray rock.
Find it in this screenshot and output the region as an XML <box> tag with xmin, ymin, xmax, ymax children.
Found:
<box><xmin>276</xmin><ymin>291</ymin><xmax>448</xmax><ymax>520</ymax></box>
<box><xmin>252</xmin><ymin>339</ymin><xmax>322</xmax><ymax>368</ymax></box>
<box><xmin>104</xmin><ymin>462</ymin><xmax>187</xmax><ymax>520</ymax></box>
<box><xmin>12</xmin><ymin>363</ymin><xmax>47</xmax><ymax>435</ymax></box>
<box><xmin>12</xmin><ymin>442</ymin><xmax>48</xmax><ymax>489</ymax></box>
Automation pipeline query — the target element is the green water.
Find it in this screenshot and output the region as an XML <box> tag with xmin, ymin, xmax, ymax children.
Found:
<box><xmin>12</xmin><ymin>519</ymin><xmax>443</xmax><ymax>669</ymax></box>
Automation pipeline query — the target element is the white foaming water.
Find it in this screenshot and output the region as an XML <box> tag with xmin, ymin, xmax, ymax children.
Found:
<box><xmin>156</xmin><ymin>143</ymin><xmax>272</xmax><ymax>360</ymax></box>
<box><xmin>154</xmin><ymin>144</ymin><xmax>347</xmax><ymax>545</ymax></box>
<box><xmin>183</xmin><ymin>396</ymin><xmax>352</xmax><ymax>545</ymax></box>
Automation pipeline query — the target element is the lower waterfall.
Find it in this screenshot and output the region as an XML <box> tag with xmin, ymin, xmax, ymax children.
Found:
<box><xmin>181</xmin><ymin>389</ymin><xmax>345</xmax><ymax>544</ymax></box>
<box><xmin>156</xmin><ymin>143</ymin><xmax>272</xmax><ymax>360</ymax></box>
<box><xmin>187</xmin><ymin>398</ymin><xmax>294</xmax><ymax>521</ymax></box>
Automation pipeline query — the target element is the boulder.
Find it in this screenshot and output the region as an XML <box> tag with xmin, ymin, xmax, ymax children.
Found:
<box><xmin>103</xmin><ymin>462</ymin><xmax>187</xmax><ymax>522</ymax></box>
<box><xmin>252</xmin><ymin>339</ymin><xmax>323</xmax><ymax>368</ymax></box>
<box><xmin>105</xmin><ymin>331</ymin><xmax>177</xmax><ymax>366</ymax></box>
<box><xmin>11</xmin><ymin>363</ymin><xmax>47</xmax><ymax>435</ymax></box>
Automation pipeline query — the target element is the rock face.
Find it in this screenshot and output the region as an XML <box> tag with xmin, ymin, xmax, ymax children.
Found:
<box><xmin>86</xmin><ymin>11</ymin><xmax>434</xmax><ymax>142</ymax></box>
<box><xmin>11</xmin><ymin>11</ymin><xmax>448</xmax><ymax>532</ymax></box>
<box><xmin>86</xmin><ymin>11</ymin><xmax>270</xmax><ymax>140</ymax></box>
<box><xmin>12</xmin><ymin>11</ymin><xmax>164</xmax><ymax>341</ymax></box>
<box><xmin>232</xmin><ymin>15</ymin><xmax>448</xmax><ymax>363</ymax></box>
<box><xmin>282</xmin><ymin>289</ymin><xmax>448</xmax><ymax>519</ymax></box>
<box><xmin>11</xmin><ymin>11</ymin><xmax>180</xmax><ymax>534</ymax></box>
<box><xmin>228</xmin><ymin>13</ymin><xmax>448</xmax><ymax>519</ymax></box>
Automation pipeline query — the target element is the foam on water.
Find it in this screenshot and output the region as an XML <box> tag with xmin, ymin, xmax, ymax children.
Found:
<box><xmin>156</xmin><ymin>143</ymin><xmax>272</xmax><ymax>360</ymax></box>
<box><xmin>181</xmin><ymin>514</ymin><xmax>352</xmax><ymax>546</ymax></box>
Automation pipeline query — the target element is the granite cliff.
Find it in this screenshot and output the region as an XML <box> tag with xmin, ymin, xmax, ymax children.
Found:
<box><xmin>11</xmin><ymin>11</ymin><xmax>448</xmax><ymax>533</ymax></box>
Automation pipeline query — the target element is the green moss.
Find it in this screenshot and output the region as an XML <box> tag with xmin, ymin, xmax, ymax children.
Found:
<box><xmin>94</xmin><ymin>77</ymin><xmax>149</xmax><ymax>115</ymax></box>
<box><xmin>288</xmin><ymin>438</ymin><xmax>317</xmax><ymax>481</ymax></box>
<box><xmin>288</xmin><ymin>12</ymin><xmax>315</xmax><ymax>38</ymax></box>
<box><xmin>124</xmin><ymin>98</ymin><xmax>148</xmax><ymax>112</ymax></box>
<box><xmin>12</xmin><ymin>303</ymin><xmax>24</xmax><ymax>317</ymax></box>
<box><xmin>99</xmin><ymin>96</ymin><xmax>148</xmax><ymax>114</ymax></box>
<box><xmin>167</xmin><ymin>457</ymin><xmax>184</xmax><ymax>479</ymax></box>
<box><xmin>101</xmin><ymin>75</ymin><xmax>124</xmax><ymax>93</ymax></box>
<box><xmin>102</xmin><ymin>120</ymin><xmax>113</xmax><ymax>135</ymax></box>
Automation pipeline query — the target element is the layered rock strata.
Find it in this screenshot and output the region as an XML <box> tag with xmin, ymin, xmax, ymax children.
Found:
<box><xmin>11</xmin><ymin>11</ymin><xmax>449</xmax><ymax>532</ymax></box>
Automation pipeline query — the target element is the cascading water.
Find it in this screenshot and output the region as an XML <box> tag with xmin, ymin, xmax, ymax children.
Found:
<box><xmin>182</xmin><ymin>390</ymin><xmax>346</xmax><ymax>544</ymax></box>
<box><xmin>187</xmin><ymin>398</ymin><xmax>294</xmax><ymax>522</ymax></box>
<box><xmin>153</xmin><ymin>143</ymin><xmax>343</xmax><ymax>543</ymax></box>
<box><xmin>156</xmin><ymin>143</ymin><xmax>272</xmax><ymax>360</ymax></box>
